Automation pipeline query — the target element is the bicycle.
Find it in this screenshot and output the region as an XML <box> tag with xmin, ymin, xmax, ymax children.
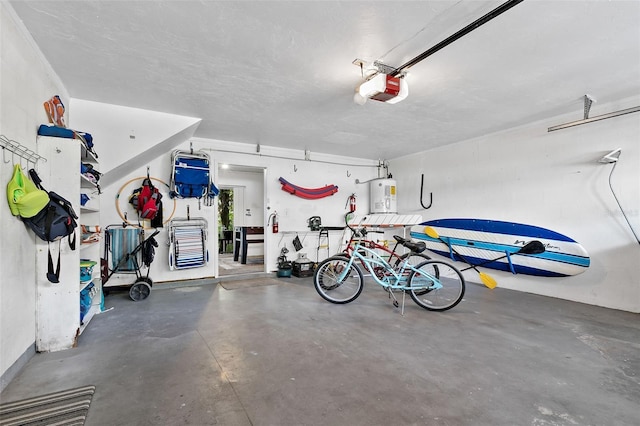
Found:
<box><xmin>340</xmin><ymin>216</ymin><xmax>431</xmax><ymax>279</ymax></box>
<box><xmin>314</xmin><ymin>240</ymin><xmax>465</xmax><ymax>313</ymax></box>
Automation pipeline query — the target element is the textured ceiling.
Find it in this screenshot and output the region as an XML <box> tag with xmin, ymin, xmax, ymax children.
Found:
<box><xmin>9</xmin><ymin>1</ymin><xmax>640</xmax><ymax>160</ymax></box>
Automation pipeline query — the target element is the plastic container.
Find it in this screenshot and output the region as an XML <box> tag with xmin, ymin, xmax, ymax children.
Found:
<box><xmin>277</xmin><ymin>266</ymin><xmax>293</xmax><ymax>277</ymax></box>
<box><xmin>80</xmin><ymin>260</ymin><xmax>97</xmax><ymax>283</ymax></box>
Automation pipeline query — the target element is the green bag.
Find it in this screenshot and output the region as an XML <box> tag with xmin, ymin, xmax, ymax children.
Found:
<box><xmin>6</xmin><ymin>164</ymin><xmax>49</xmax><ymax>218</ymax></box>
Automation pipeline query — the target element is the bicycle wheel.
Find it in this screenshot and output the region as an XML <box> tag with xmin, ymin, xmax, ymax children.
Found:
<box><xmin>314</xmin><ymin>256</ymin><xmax>364</xmax><ymax>304</ymax></box>
<box><xmin>395</xmin><ymin>252</ymin><xmax>433</xmax><ymax>295</ymax></box>
<box><xmin>408</xmin><ymin>260</ymin><xmax>465</xmax><ymax>311</ymax></box>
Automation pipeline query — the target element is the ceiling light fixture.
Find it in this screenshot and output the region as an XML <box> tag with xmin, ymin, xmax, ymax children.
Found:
<box><xmin>358</xmin><ymin>72</ymin><xmax>408</xmax><ymax>104</ymax></box>
<box><xmin>353</xmin><ymin>60</ymin><xmax>408</xmax><ymax>105</ymax></box>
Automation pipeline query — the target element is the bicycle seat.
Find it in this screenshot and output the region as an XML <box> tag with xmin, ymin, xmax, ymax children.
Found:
<box><xmin>393</xmin><ymin>235</ymin><xmax>408</xmax><ymax>244</ymax></box>
<box><xmin>393</xmin><ymin>235</ymin><xmax>426</xmax><ymax>254</ymax></box>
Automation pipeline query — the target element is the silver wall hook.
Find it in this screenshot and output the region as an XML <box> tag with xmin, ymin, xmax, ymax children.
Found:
<box><xmin>0</xmin><ymin>135</ymin><xmax>46</xmax><ymax>166</ymax></box>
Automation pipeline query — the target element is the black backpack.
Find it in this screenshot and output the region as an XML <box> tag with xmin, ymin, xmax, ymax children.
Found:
<box><xmin>25</xmin><ymin>169</ymin><xmax>78</xmax><ymax>283</ymax></box>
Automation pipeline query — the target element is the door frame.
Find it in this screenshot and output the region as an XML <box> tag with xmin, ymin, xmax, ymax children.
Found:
<box><xmin>215</xmin><ymin>164</ymin><xmax>267</xmax><ymax>277</ymax></box>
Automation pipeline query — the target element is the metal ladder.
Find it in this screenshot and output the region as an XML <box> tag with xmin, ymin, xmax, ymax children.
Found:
<box><xmin>317</xmin><ymin>229</ymin><xmax>329</xmax><ymax>262</ymax></box>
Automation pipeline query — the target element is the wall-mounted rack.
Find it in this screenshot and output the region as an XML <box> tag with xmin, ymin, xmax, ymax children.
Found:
<box><xmin>1</xmin><ymin>134</ymin><xmax>47</xmax><ymax>168</ymax></box>
<box><xmin>548</xmin><ymin>96</ymin><xmax>640</xmax><ymax>132</ymax></box>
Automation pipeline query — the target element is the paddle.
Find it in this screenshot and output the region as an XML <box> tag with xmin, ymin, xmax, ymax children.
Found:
<box><xmin>459</xmin><ymin>240</ymin><xmax>546</xmax><ymax>271</ymax></box>
<box><xmin>425</xmin><ymin>227</ymin><xmax>547</xmax><ymax>288</ymax></box>
<box><xmin>424</xmin><ymin>226</ymin><xmax>497</xmax><ymax>289</ymax></box>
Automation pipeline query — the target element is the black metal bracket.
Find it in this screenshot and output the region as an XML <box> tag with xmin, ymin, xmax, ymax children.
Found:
<box><xmin>420</xmin><ymin>174</ymin><xmax>433</xmax><ymax>210</ymax></box>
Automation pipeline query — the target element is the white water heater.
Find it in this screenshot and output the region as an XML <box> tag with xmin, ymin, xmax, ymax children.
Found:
<box><xmin>369</xmin><ymin>178</ymin><xmax>397</xmax><ymax>214</ymax></box>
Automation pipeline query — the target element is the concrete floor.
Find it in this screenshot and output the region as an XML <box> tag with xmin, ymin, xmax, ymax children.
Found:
<box><xmin>2</xmin><ymin>276</ymin><xmax>639</xmax><ymax>425</ymax></box>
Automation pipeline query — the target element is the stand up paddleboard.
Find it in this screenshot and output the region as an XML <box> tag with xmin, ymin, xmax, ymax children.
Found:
<box><xmin>410</xmin><ymin>218</ymin><xmax>590</xmax><ymax>277</ymax></box>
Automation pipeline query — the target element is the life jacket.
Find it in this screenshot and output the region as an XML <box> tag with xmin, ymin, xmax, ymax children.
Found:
<box><xmin>129</xmin><ymin>178</ymin><xmax>162</xmax><ymax>220</ymax></box>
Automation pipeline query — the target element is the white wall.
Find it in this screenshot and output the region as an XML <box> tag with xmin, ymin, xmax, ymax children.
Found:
<box><xmin>66</xmin><ymin>100</ymin><xmax>210</xmax><ymax>288</ymax></box>
<box><xmin>390</xmin><ymin>96</ymin><xmax>640</xmax><ymax>313</ymax></box>
<box><xmin>68</xmin><ymin>99</ymin><xmax>201</xmax><ymax>186</ymax></box>
<box><xmin>69</xmin><ymin>99</ymin><xmax>200</xmax><ymax>175</ymax></box>
<box><xmin>52</xmin><ymin>109</ymin><xmax>380</xmax><ymax>286</ymax></box>
<box><xmin>94</xmin><ymin>153</ymin><xmax>203</xmax><ymax>288</ymax></box>
<box><xmin>0</xmin><ymin>1</ymin><xmax>69</xmax><ymax>388</ymax></box>
<box><xmin>198</xmin><ymin>139</ymin><xmax>380</xmax><ymax>270</ymax></box>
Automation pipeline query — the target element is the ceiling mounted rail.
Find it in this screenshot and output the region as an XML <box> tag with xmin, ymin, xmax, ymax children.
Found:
<box><xmin>389</xmin><ymin>0</ymin><xmax>525</xmax><ymax>77</ymax></box>
<box><xmin>548</xmin><ymin>104</ymin><xmax>640</xmax><ymax>132</ymax></box>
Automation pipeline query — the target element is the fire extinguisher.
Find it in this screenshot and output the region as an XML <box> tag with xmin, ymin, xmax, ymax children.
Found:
<box><xmin>270</xmin><ymin>212</ymin><xmax>279</xmax><ymax>233</ymax></box>
<box><xmin>346</xmin><ymin>194</ymin><xmax>356</xmax><ymax>213</ymax></box>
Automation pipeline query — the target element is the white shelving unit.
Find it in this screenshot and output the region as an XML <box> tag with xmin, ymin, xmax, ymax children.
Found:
<box><xmin>35</xmin><ymin>136</ymin><xmax>102</xmax><ymax>352</ymax></box>
<box><xmin>79</xmin><ymin>144</ymin><xmax>102</xmax><ymax>334</ymax></box>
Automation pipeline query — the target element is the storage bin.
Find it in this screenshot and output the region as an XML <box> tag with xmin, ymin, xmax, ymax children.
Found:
<box><xmin>80</xmin><ymin>260</ymin><xmax>97</xmax><ymax>283</ymax></box>
<box><xmin>80</xmin><ymin>282</ymin><xmax>94</xmax><ymax>322</ymax></box>
<box><xmin>277</xmin><ymin>266</ymin><xmax>292</xmax><ymax>277</ymax></box>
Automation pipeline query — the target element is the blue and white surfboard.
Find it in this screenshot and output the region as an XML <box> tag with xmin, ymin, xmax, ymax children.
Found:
<box><xmin>410</xmin><ymin>218</ymin><xmax>590</xmax><ymax>277</ymax></box>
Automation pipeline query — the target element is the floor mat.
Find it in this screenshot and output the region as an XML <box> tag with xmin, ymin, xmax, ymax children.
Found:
<box><xmin>0</xmin><ymin>385</ymin><xmax>95</xmax><ymax>426</ymax></box>
<box><xmin>218</xmin><ymin>254</ymin><xmax>264</xmax><ymax>276</ymax></box>
<box><xmin>220</xmin><ymin>278</ymin><xmax>281</xmax><ymax>290</ymax></box>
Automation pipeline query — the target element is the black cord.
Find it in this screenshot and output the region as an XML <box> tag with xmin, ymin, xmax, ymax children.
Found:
<box><xmin>608</xmin><ymin>161</ymin><xmax>640</xmax><ymax>244</ymax></box>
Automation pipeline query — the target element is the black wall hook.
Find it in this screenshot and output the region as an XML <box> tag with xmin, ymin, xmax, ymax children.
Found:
<box><xmin>420</xmin><ymin>174</ymin><xmax>433</xmax><ymax>210</ymax></box>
